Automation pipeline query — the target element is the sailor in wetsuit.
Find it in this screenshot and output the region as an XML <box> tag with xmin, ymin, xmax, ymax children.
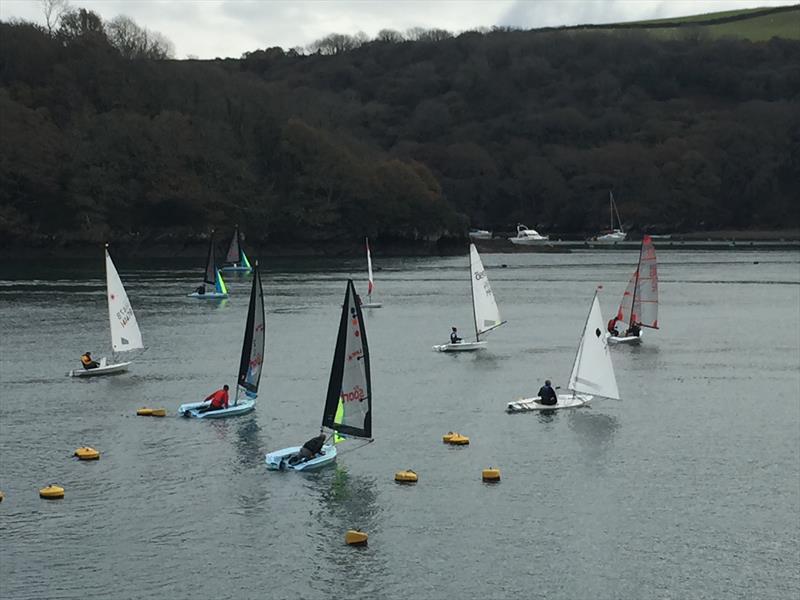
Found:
<box><xmin>288</xmin><ymin>433</ymin><xmax>327</xmax><ymax>466</ymax></box>
<box><xmin>450</xmin><ymin>327</ymin><xmax>462</xmax><ymax>344</ymax></box>
<box><xmin>197</xmin><ymin>385</ymin><xmax>229</xmax><ymax>413</ymax></box>
<box><xmin>537</xmin><ymin>380</ymin><xmax>558</xmax><ymax>406</ymax></box>
<box><xmin>81</xmin><ymin>352</ymin><xmax>100</xmax><ymax>370</ymax></box>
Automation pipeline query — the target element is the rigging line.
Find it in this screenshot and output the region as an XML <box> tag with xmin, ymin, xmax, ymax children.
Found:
<box><xmin>335</xmin><ymin>438</ymin><xmax>375</xmax><ymax>456</ymax></box>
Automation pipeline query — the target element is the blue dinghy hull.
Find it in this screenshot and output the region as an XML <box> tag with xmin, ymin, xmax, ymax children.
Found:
<box><xmin>265</xmin><ymin>444</ymin><xmax>337</xmax><ymax>471</ymax></box>
<box><xmin>179</xmin><ymin>398</ymin><xmax>255</xmax><ymax>418</ymax></box>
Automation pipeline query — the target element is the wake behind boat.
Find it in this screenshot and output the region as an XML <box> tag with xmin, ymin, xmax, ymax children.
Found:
<box><xmin>220</xmin><ymin>225</ymin><xmax>253</xmax><ymax>273</ymax></box>
<box><xmin>608</xmin><ymin>235</ymin><xmax>659</xmax><ymax>344</ymax></box>
<box><xmin>433</xmin><ymin>244</ymin><xmax>506</xmax><ymax>352</ymax></box>
<box><xmin>266</xmin><ymin>280</ymin><xmax>372</xmax><ymax>472</ymax></box>
<box><xmin>507</xmin><ymin>291</ymin><xmax>619</xmax><ymax>412</ymax></box>
<box><xmin>179</xmin><ymin>264</ymin><xmax>265</xmax><ymax>418</ymax></box>
<box><xmin>69</xmin><ymin>247</ymin><xmax>144</xmax><ymax>377</ymax></box>
<box><xmin>188</xmin><ymin>234</ymin><xmax>229</xmax><ymax>299</ymax></box>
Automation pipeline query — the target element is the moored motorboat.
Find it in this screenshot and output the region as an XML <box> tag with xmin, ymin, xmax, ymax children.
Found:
<box><xmin>508</xmin><ymin>224</ymin><xmax>549</xmax><ymax>245</ymax></box>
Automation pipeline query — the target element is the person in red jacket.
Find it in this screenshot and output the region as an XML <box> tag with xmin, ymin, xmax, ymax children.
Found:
<box><xmin>198</xmin><ymin>385</ymin><xmax>229</xmax><ymax>413</ymax></box>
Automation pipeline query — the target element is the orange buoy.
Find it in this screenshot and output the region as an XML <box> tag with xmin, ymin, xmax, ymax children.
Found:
<box><xmin>0</xmin><ymin>490</ymin><xmax>5</xmax><ymax>502</ymax></box>
<box><xmin>74</xmin><ymin>447</ymin><xmax>100</xmax><ymax>460</ymax></box>
<box><xmin>442</xmin><ymin>432</ymin><xmax>456</xmax><ymax>443</ymax></box>
<box><xmin>39</xmin><ymin>484</ymin><xmax>65</xmax><ymax>499</ymax></box>
<box><xmin>136</xmin><ymin>408</ymin><xmax>154</xmax><ymax>416</ymax></box>
<box><xmin>394</xmin><ymin>470</ymin><xmax>418</xmax><ymax>484</ymax></box>
<box><xmin>150</xmin><ymin>408</ymin><xmax>166</xmax><ymax>417</ymax></box>
<box><xmin>345</xmin><ymin>530</ymin><xmax>368</xmax><ymax>546</ymax></box>
<box><xmin>482</xmin><ymin>468</ymin><xmax>501</xmax><ymax>483</ymax></box>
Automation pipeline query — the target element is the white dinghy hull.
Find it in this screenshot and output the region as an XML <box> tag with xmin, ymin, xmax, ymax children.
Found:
<box><xmin>179</xmin><ymin>398</ymin><xmax>255</xmax><ymax>418</ymax></box>
<box><xmin>265</xmin><ymin>444</ymin><xmax>337</xmax><ymax>471</ymax></box>
<box><xmin>361</xmin><ymin>301</ymin><xmax>382</xmax><ymax>308</ymax></box>
<box><xmin>69</xmin><ymin>360</ymin><xmax>132</xmax><ymax>377</ymax></box>
<box><xmin>432</xmin><ymin>340</ymin><xmax>487</xmax><ymax>352</ymax></box>
<box><xmin>506</xmin><ymin>394</ymin><xmax>592</xmax><ymax>413</ymax></box>
<box><xmin>187</xmin><ymin>292</ymin><xmax>228</xmax><ymax>299</ymax></box>
<box><xmin>608</xmin><ymin>333</ymin><xmax>642</xmax><ymax>345</ymax></box>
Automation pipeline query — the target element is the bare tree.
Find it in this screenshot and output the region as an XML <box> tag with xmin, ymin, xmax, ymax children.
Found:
<box><xmin>376</xmin><ymin>29</ymin><xmax>404</xmax><ymax>43</ymax></box>
<box><xmin>307</xmin><ymin>32</ymin><xmax>366</xmax><ymax>56</ymax></box>
<box><xmin>106</xmin><ymin>15</ymin><xmax>174</xmax><ymax>59</ymax></box>
<box><xmin>41</xmin><ymin>0</ymin><xmax>69</xmax><ymax>35</ymax></box>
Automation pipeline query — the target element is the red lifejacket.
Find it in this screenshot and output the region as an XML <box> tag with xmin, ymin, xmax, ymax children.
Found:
<box><xmin>208</xmin><ymin>389</ymin><xmax>229</xmax><ymax>409</ymax></box>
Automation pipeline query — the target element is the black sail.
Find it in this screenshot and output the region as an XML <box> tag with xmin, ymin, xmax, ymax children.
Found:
<box><xmin>322</xmin><ymin>280</ymin><xmax>372</xmax><ymax>439</ymax></box>
<box><xmin>238</xmin><ymin>265</ymin><xmax>266</xmax><ymax>395</ymax></box>
<box><xmin>226</xmin><ymin>226</ymin><xmax>241</xmax><ymax>264</ymax></box>
<box><xmin>203</xmin><ymin>235</ymin><xmax>216</xmax><ymax>285</ymax></box>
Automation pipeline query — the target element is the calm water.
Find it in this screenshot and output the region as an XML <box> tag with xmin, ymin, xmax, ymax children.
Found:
<box><xmin>1</xmin><ymin>250</ymin><xmax>798</xmax><ymax>600</ymax></box>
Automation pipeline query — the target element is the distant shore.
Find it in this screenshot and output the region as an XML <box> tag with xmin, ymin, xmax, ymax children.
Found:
<box><xmin>0</xmin><ymin>229</ymin><xmax>797</xmax><ymax>259</ymax></box>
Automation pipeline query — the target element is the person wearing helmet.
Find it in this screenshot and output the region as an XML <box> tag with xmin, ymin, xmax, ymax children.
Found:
<box><xmin>197</xmin><ymin>384</ymin><xmax>229</xmax><ymax>413</ymax></box>
<box><xmin>538</xmin><ymin>379</ymin><xmax>557</xmax><ymax>406</ymax></box>
<box><xmin>80</xmin><ymin>352</ymin><xmax>99</xmax><ymax>370</ymax></box>
<box><xmin>449</xmin><ymin>326</ymin><xmax>462</xmax><ymax>344</ymax></box>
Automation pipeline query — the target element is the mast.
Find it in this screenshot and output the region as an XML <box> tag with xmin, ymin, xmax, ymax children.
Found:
<box><xmin>236</xmin><ymin>262</ymin><xmax>265</xmax><ymax>404</ymax></box>
<box><xmin>204</xmin><ymin>233</ymin><xmax>216</xmax><ymax>285</ymax></box>
<box><xmin>609</xmin><ymin>192</ymin><xmax>614</xmax><ymax>230</ymax></box>
<box><xmin>469</xmin><ymin>247</ymin><xmax>479</xmax><ymax>342</ymax></box>
<box><xmin>628</xmin><ymin>237</ymin><xmax>645</xmax><ymax>327</ymax></box>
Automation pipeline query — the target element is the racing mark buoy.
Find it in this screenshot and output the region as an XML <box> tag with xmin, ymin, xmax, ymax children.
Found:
<box><xmin>345</xmin><ymin>529</ymin><xmax>368</xmax><ymax>546</ymax></box>
<box><xmin>449</xmin><ymin>434</ymin><xmax>470</xmax><ymax>445</ymax></box>
<box><xmin>442</xmin><ymin>432</ymin><xmax>456</xmax><ymax>443</ymax></box>
<box><xmin>74</xmin><ymin>447</ymin><xmax>100</xmax><ymax>460</ymax></box>
<box><xmin>150</xmin><ymin>408</ymin><xmax>166</xmax><ymax>417</ymax></box>
<box><xmin>136</xmin><ymin>408</ymin><xmax>154</xmax><ymax>416</ymax></box>
<box><xmin>395</xmin><ymin>470</ymin><xmax>418</xmax><ymax>484</ymax></box>
<box><xmin>482</xmin><ymin>468</ymin><xmax>501</xmax><ymax>483</ymax></box>
<box><xmin>39</xmin><ymin>484</ymin><xmax>65</xmax><ymax>499</ymax></box>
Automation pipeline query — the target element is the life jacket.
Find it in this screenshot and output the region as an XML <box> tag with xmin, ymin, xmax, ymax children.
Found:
<box><xmin>209</xmin><ymin>389</ymin><xmax>228</xmax><ymax>408</ymax></box>
<box><xmin>81</xmin><ymin>354</ymin><xmax>93</xmax><ymax>366</ymax></box>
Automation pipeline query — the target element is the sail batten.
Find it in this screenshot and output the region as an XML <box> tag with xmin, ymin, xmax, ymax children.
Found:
<box><xmin>237</xmin><ymin>265</ymin><xmax>266</xmax><ymax>396</ymax></box>
<box><xmin>569</xmin><ymin>293</ymin><xmax>619</xmax><ymax>400</ymax></box>
<box><xmin>322</xmin><ymin>280</ymin><xmax>371</xmax><ymax>439</ymax></box>
<box><xmin>470</xmin><ymin>244</ymin><xmax>504</xmax><ymax>339</ymax></box>
<box><xmin>106</xmin><ymin>249</ymin><xmax>143</xmax><ymax>354</ymax></box>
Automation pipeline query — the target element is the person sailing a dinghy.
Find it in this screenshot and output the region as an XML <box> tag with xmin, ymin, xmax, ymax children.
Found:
<box><xmin>198</xmin><ymin>384</ymin><xmax>229</xmax><ymax>413</ymax></box>
<box><xmin>624</xmin><ymin>323</ymin><xmax>641</xmax><ymax>338</ymax></box>
<box><xmin>287</xmin><ymin>433</ymin><xmax>327</xmax><ymax>466</ymax></box>
<box><xmin>194</xmin><ymin>284</ymin><xmax>206</xmax><ymax>295</ymax></box>
<box><xmin>450</xmin><ymin>327</ymin><xmax>462</xmax><ymax>344</ymax></box>
<box><xmin>537</xmin><ymin>380</ymin><xmax>557</xmax><ymax>406</ymax></box>
<box><xmin>607</xmin><ymin>317</ymin><xmax>620</xmax><ymax>336</ymax></box>
<box><xmin>80</xmin><ymin>351</ymin><xmax>99</xmax><ymax>370</ymax></box>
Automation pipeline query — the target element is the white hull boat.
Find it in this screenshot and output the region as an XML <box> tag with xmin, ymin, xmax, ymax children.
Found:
<box><xmin>469</xmin><ymin>229</ymin><xmax>492</xmax><ymax>240</ymax></box>
<box><xmin>434</xmin><ymin>244</ymin><xmax>506</xmax><ymax>353</ymax></box>
<box><xmin>179</xmin><ymin>397</ymin><xmax>256</xmax><ymax>418</ymax></box>
<box><xmin>70</xmin><ymin>358</ymin><xmax>132</xmax><ymax>377</ymax></box>
<box><xmin>507</xmin><ymin>291</ymin><xmax>620</xmax><ymax>414</ymax></box>
<box><xmin>593</xmin><ymin>192</ymin><xmax>626</xmax><ymax>242</ymax></box>
<box><xmin>508</xmin><ymin>224</ymin><xmax>549</xmax><ymax>245</ymax></box>
<box><xmin>607</xmin><ymin>332</ymin><xmax>642</xmax><ymax>344</ymax></box>
<box><xmin>265</xmin><ymin>444</ymin><xmax>337</xmax><ymax>471</ymax></box>
<box><xmin>187</xmin><ymin>291</ymin><xmax>228</xmax><ymax>299</ymax></box>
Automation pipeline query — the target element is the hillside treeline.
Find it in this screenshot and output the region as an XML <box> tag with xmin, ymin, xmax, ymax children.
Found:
<box><xmin>1</xmin><ymin>13</ymin><xmax>799</xmax><ymax>247</ymax></box>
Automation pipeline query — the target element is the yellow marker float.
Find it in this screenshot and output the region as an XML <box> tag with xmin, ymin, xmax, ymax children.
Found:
<box><xmin>482</xmin><ymin>468</ymin><xmax>501</xmax><ymax>483</ymax></box>
<box><xmin>39</xmin><ymin>484</ymin><xmax>65</xmax><ymax>499</ymax></box>
<box><xmin>150</xmin><ymin>408</ymin><xmax>166</xmax><ymax>417</ymax></box>
<box><xmin>394</xmin><ymin>470</ymin><xmax>418</xmax><ymax>484</ymax></box>
<box><xmin>443</xmin><ymin>432</ymin><xmax>469</xmax><ymax>445</ymax></box>
<box><xmin>345</xmin><ymin>530</ymin><xmax>368</xmax><ymax>546</ymax></box>
<box><xmin>74</xmin><ymin>447</ymin><xmax>100</xmax><ymax>460</ymax></box>
<box><xmin>136</xmin><ymin>408</ymin><xmax>153</xmax><ymax>416</ymax></box>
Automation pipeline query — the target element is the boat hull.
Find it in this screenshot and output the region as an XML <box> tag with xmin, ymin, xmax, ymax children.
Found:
<box><xmin>506</xmin><ymin>394</ymin><xmax>592</xmax><ymax>413</ymax></box>
<box><xmin>69</xmin><ymin>360</ymin><xmax>132</xmax><ymax>377</ymax></box>
<box><xmin>265</xmin><ymin>444</ymin><xmax>337</xmax><ymax>471</ymax></box>
<box><xmin>608</xmin><ymin>333</ymin><xmax>643</xmax><ymax>344</ymax></box>
<box><xmin>433</xmin><ymin>341</ymin><xmax>487</xmax><ymax>352</ymax></box>
<box><xmin>469</xmin><ymin>231</ymin><xmax>492</xmax><ymax>240</ymax></box>
<box><xmin>220</xmin><ymin>265</ymin><xmax>252</xmax><ymax>273</ymax></box>
<box><xmin>179</xmin><ymin>398</ymin><xmax>255</xmax><ymax>418</ymax></box>
<box><xmin>187</xmin><ymin>292</ymin><xmax>229</xmax><ymax>299</ymax></box>
<box><xmin>361</xmin><ymin>302</ymin><xmax>382</xmax><ymax>308</ymax></box>
<box><xmin>508</xmin><ymin>237</ymin><xmax>550</xmax><ymax>245</ymax></box>
<box><xmin>594</xmin><ymin>231</ymin><xmax>627</xmax><ymax>243</ymax></box>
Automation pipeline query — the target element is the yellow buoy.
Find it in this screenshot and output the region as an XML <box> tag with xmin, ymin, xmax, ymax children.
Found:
<box><xmin>345</xmin><ymin>530</ymin><xmax>368</xmax><ymax>546</ymax></box>
<box><xmin>442</xmin><ymin>431</ymin><xmax>456</xmax><ymax>443</ymax></box>
<box><xmin>136</xmin><ymin>408</ymin><xmax>154</xmax><ymax>416</ymax></box>
<box><xmin>449</xmin><ymin>434</ymin><xmax>470</xmax><ymax>445</ymax></box>
<box><xmin>394</xmin><ymin>470</ymin><xmax>418</xmax><ymax>484</ymax></box>
<box><xmin>150</xmin><ymin>408</ymin><xmax>166</xmax><ymax>417</ymax></box>
<box><xmin>482</xmin><ymin>468</ymin><xmax>501</xmax><ymax>483</ymax></box>
<box><xmin>39</xmin><ymin>484</ymin><xmax>65</xmax><ymax>499</ymax></box>
<box><xmin>74</xmin><ymin>447</ymin><xmax>100</xmax><ymax>460</ymax></box>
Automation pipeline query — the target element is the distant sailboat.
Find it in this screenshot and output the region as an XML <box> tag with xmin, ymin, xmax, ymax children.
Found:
<box><xmin>361</xmin><ymin>237</ymin><xmax>382</xmax><ymax>308</ymax></box>
<box><xmin>595</xmin><ymin>191</ymin><xmax>626</xmax><ymax>243</ymax></box>
<box><xmin>433</xmin><ymin>244</ymin><xmax>506</xmax><ymax>352</ymax></box>
<box><xmin>179</xmin><ymin>263</ymin><xmax>266</xmax><ymax>418</ymax></box>
<box><xmin>608</xmin><ymin>235</ymin><xmax>659</xmax><ymax>344</ymax></box>
<box><xmin>221</xmin><ymin>225</ymin><xmax>253</xmax><ymax>273</ymax></box>
<box><xmin>69</xmin><ymin>247</ymin><xmax>144</xmax><ymax>377</ymax></box>
<box><xmin>187</xmin><ymin>234</ymin><xmax>229</xmax><ymax>299</ymax></box>
<box><xmin>507</xmin><ymin>291</ymin><xmax>619</xmax><ymax>412</ymax></box>
<box><xmin>266</xmin><ymin>280</ymin><xmax>372</xmax><ymax>471</ymax></box>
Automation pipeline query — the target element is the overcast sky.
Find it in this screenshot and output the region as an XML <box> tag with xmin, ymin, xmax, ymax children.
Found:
<box><xmin>1</xmin><ymin>0</ymin><xmax>794</xmax><ymax>58</ymax></box>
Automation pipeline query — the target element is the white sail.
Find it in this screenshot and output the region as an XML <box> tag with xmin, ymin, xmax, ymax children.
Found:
<box><xmin>469</xmin><ymin>244</ymin><xmax>504</xmax><ymax>338</ymax></box>
<box><xmin>366</xmin><ymin>238</ymin><xmax>375</xmax><ymax>298</ymax></box>
<box><xmin>105</xmin><ymin>249</ymin><xmax>143</xmax><ymax>354</ymax></box>
<box><xmin>568</xmin><ymin>293</ymin><xmax>619</xmax><ymax>400</ymax></box>
<box><xmin>636</xmin><ymin>235</ymin><xmax>659</xmax><ymax>328</ymax></box>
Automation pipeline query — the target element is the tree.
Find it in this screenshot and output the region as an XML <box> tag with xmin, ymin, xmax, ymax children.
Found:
<box><xmin>41</xmin><ymin>0</ymin><xmax>69</xmax><ymax>36</ymax></box>
<box><xmin>106</xmin><ymin>15</ymin><xmax>174</xmax><ymax>59</ymax></box>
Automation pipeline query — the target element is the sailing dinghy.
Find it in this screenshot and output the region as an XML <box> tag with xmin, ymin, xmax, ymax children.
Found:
<box><xmin>220</xmin><ymin>225</ymin><xmax>253</xmax><ymax>273</ymax></box>
<box><xmin>187</xmin><ymin>235</ymin><xmax>229</xmax><ymax>299</ymax></box>
<box><xmin>361</xmin><ymin>237</ymin><xmax>381</xmax><ymax>308</ymax></box>
<box><xmin>266</xmin><ymin>280</ymin><xmax>372</xmax><ymax>471</ymax></box>
<box><xmin>179</xmin><ymin>264</ymin><xmax>265</xmax><ymax>418</ymax></box>
<box><xmin>433</xmin><ymin>244</ymin><xmax>506</xmax><ymax>352</ymax></box>
<box><xmin>506</xmin><ymin>291</ymin><xmax>619</xmax><ymax>412</ymax></box>
<box><xmin>595</xmin><ymin>191</ymin><xmax>626</xmax><ymax>243</ymax></box>
<box><xmin>608</xmin><ymin>235</ymin><xmax>659</xmax><ymax>344</ymax></box>
<box><xmin>69</xmin><ymin>247</ymin><xmax>144</xmax><ymax>377</ymax></box>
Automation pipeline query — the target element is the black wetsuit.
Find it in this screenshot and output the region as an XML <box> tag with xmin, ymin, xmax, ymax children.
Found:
<box><xmin>538</xmin><ymin>385</ymin><xmax>557</xmax><ymax>406</ymax></box>
<box><xmin>295</xmin><ymin>435</ymin><xmax>326</xmax><ymax>462</ymax></box>
<box><xmin>450</xmin><ymin>331</ymin><xmax>462</xmax><ymax>343</ymax></box>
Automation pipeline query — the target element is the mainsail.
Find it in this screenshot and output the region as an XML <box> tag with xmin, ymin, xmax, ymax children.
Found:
<box><xmin>569</xmin><ymin>293</ymin><xmax>619</xmax><ymax>400</ymax></box>
<box><xmin>237</xmin><ymin>265</ymin><xmax>266</xmax><ymax>398</ymax></box>
<box><xmin>615</xmin><ymin>235</ymin><xmax>659</xmax><ymax>329</ymax></box>
<box><xmin>366</xmin><ymin>237</ymin><xmax>375</xmax><ymax>298</ymax></box>
<box><xmin>226</xmin><ymin>226</ymin><xmax>241</xmax><ymax>264</ymax></box>
<box><xmin>322</xmin><ymin>280</ymin><xmax>371</xmax><ymax>439</ymax></box>
<box><xmin>105</xmin><ymin>248</ymin><xmax>144</xmax><ymax>354</ymax></box>
<box><xmin>204</xmin><ymin>236</ymin><xmax>217</xmax><ymax>285</ymax></box>
<box><xmin>470</xmin><ymin>244</ymin><xmax>505</xmax><ymax>339</ymax></box>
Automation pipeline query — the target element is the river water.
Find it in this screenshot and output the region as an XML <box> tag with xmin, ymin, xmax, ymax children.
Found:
<box><xmin>1</xmin><ymin>250</ymin><xmax>798</xmax><ymax>600</ymax></box>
